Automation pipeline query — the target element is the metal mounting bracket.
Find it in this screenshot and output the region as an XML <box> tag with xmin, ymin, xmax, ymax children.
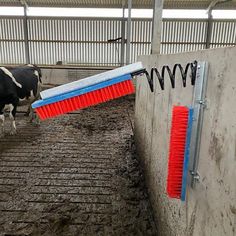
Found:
<box><xmin>188</xmin><ymin>61</ymin><xmax>209</xmax><ymax>188</ymax></box>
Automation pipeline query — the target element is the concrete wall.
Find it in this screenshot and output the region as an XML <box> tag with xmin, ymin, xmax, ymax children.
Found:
<box><xmin>41</xmin><ymin>68</ymin><xmax>108</xmax><ymax>85</ymax></box>
<box><xmin>135</xmin><ymin>47</ymin><xmax>236</xmax><ymax>236</ymax></box>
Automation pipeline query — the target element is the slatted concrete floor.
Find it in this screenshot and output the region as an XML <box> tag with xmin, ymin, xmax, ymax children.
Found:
<box><xmin>0</xmin><ymin>96</ymin><xmax>157</xmax><ymax>236</ymax></box>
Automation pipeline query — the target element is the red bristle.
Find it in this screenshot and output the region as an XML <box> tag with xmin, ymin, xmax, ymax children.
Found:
<box><xmin>63</xmin><ymin>100</ymin><xmax>69</xmax><ymax>113</ymax></box>
<box><xmin>106</xmin><ymin>87</ymin><xmax>111</xmax><ymax>99</ymax></box>
<box><xmin>65</xmin><ymin>100</ymin><xmax>72</xmax><ymax>113</ymax></box>
<box><xmin>48</xmin><ymin>103</ymin><xmax>56</xmax><ymax>117</ymax></box>
<box><xmin>36</xmin><ymin>108</ymin><xmax>43</xmax><ymax>120</ymax></box>
<box><xmin>64</xmin><ymin>100</ymin><xmax>69</xmax><ymax>112</ymax></box>
<box><xmin>84</xmin><ymin>93</ymin><xmax>91</xmax><ymax>106</ymax></box>
<box><xmin>95</xmin><ymin>90</ymin><xmax>101</xmax><ymax>103</ymax></box>
<box><xmin>69</xmin><ymin>98</ymin><xmax>74</xmax><ymax>110</ymax></box>
<box><xmin>111</xmin><ymin>84</ymin><xmax>117</xmax><ymax>97</ymax></box>
<box><xmin>53</xmin><ymin>103</ymin><xmax>59</xmax><ymax>116</ymax></box>
<box><xmin>60</xmin><ymin>101</ymin><xmax>66</xmax><ymax>114</ymax></box>
<box><xmin>88</xmin><ymin>92</ymin><xmax>95</xmax><ymax>104</ymax></box>
<box><xmin>97</xmin><ymin>89</ymin><xmax>103</xmax><ymax>102</ymax></box>
<box><xmin>71</xmin><ymin>97</ymin><xmax>77</xmax><ymax>110</ymax></box>
<box><xmin>125</xmin><ymin>81</ymin><xmax>131</xmax><ymax>92</ymax></box>
<box><xmin>40</xmin><ymin>107</ymin><xmax>47</xmax><ymax>119</ymax></box>
<box><xmin>66</xmin><ymin>98</ymin><xmax>71</xmax><ymax>111</ymax></box>
<box><xmin>43</xmin><ymin>106</ymin><xmax>50</xmax><ymax>119</ymax></box>
<box><xmin>93</xmin><ymin>91</ymin><xmax>99</xmax><ymax>104</ymax></box>
<box><xmin>113</xmin><ymin>84</ymin><xmax>119</xmax><ymax>97</ymax></box>
<box><xmin>78</xmin><ymin>94</ymin><xmax>84</xmax><ymax>108</ymax></box>
<box><xmin>69</xmin><ymin>98</ymin><xmax>75</xmax><ymax>110</ymax></box>
<box><xmin>87</xmin><ymin>92</ymin><xmax>93</xmax><ymax>105</ymax></box>
<box><xmin>46</xmin><ymin>104</ymin><xmax>52</xmax><ymax>118</ymax></box>
<box><xmin>83</xmin><ymin>94</ymin><xmax>89</xmax><ymax>108</ymax></box>
<box><xmin>47</xmin><ymin>105</ymin><xmax>52</xmax><ymax>117</ymax></box>
<box><xmin>93</xmin><ymin>91</ymin><xmax>98</xmax><ymax>104</ymax></box>
<box><xmin>107</xmin><ymin>86</ymin><xmax>112</xmax><ymax>98</ymax></box>
<box><xmin>81</xmin><ymin>94</ymin><xmax>87</xmax><ymax>108</ymax></box>
<box><xmin>60</xmin><ymin>100</ymin><xmax>66</xmax><ymax>113</ymax></box>
<box><xmin>57</xmin><ymin>102</ymin><xmax>62</xmax><ymax>115</ymax></box>
<box><xmin>66</xmin><ymin>99</ymin><xmax>72</xmax><ymax>111</ymax></box>
<box><xmin>94</xmin><ymin>90</ymin><xmax>100</xmax><ymax>104</ymax></box>
<box><xmin>103</xmin><ymin>87</ymin><xmax>108</xmax><ymax>101</ymax></box>
<box><xmin>115</xmin><ymin>84</ymin><xmax>121</xmax><ymax>97</ymax></box>
<box><xmin>103</xmin><ymin>88</ymin><xmax>108</xmax><ymax>101</ymax></box>
<box><xmin>42</xmin><ymin>107</ymin><xmax>48</xmax><ymax>119</ymax></box>
<box><xmin>37</xmin><ymin>79</ymin><xmax>135</xmax><ymax>120</ymax></box>
<box><xmin>122</xmin><ymin>81</ymin><xmax>128</xmax><ymax>93</ymax></box>
<box><xmin>94</xmin><ymin>91</ymin><xmax>99</xmax><ymax>103</ymax></box>
<box><xmin>167</xmin><ymin>106</ymin><xmax>189</xmax><ymax>199</ymax></box>
<box><xmin>35</xmin><ymin>107</ymin><xmax>45</xmax><ymax>120</ymax></box>
<box><xmin>52</xmin><ymin>103</ymin><xmax>58</xmax><ymax>115</ymax></box>
<box><xmin>59</xmin><ymin>102</ymin><xmax>65</xmax><ymax>114</ymax></box>
<box><xmin>56</xmin><ymin>101</ymin><xmax>62</xmax><ymax>114</ymax></box>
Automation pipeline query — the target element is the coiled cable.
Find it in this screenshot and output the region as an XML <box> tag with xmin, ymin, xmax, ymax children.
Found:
<box><xmin>132</xmin><ymin>61</ymin><xmax>198</xmax><ymax>92</ymax></box>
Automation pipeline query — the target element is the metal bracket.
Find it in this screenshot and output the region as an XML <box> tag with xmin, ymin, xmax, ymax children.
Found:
<box><xmin>188</xmin><ymin>61</ymin><xmax>209</xmax><ymax>187</ymax></box>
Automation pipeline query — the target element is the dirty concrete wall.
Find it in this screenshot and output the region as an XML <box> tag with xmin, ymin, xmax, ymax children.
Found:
<box><xmin>135</xmin><ymin>47</ymin><xmax>236</xmax><ymax>236</ymax></box>
<box><xmin>41</xmin><ymin>68</ymin><xmax>108</xmax><ymax>85</ymax></box>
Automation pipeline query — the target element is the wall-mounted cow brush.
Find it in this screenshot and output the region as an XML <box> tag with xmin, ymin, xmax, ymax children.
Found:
<box><xmin>32</xmin><ymin>62</ymin><xmax>145</xmax><ymax>120</ymax></box>
<box><xmin>167</xmin><ymin>106</ymin><xmax>194</xmax><ymax>201</ymax></box>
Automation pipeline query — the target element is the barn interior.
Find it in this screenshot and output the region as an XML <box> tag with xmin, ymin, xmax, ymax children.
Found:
<box><xmin>0</xmin><ymin>0</ymin><xmax>236</xmax><ymax>236</ymax></box>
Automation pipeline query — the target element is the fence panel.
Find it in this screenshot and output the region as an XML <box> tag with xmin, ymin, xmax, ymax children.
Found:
<box><xmin>0</xmin><ymin>17</ymin><xmax>25</xmax><ymax>64</ymax></box>
<box><xmin>0</xmin><ymin>16</ymin><xmax>235</xmax><ymax>66</ymax></box>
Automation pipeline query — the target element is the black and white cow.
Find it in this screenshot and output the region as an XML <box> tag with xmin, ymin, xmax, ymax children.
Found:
<box><xmin>0</xmin><ymin>65</ymin><xmax>42</xmax><ymax>136</ymax></box>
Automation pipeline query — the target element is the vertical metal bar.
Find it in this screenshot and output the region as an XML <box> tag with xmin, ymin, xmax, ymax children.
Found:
<box><xmin>23</xmin><ymin>6</ymin><xmax>30</xmax><ymax>64</ymax></box>
<box><xmin>121</xmin><ymin>5</ymin><xmax>125</xmax><ymax>66</ymax></box>
<box><xmin>126</xmin><ymin>0</ymin><xmax>132</xmax><ymax>65</ymax></box>
<box><xmin>100</xmin><ymin>20</ymin><xmax>103</xmax><ymax>66</ymax></box>
<box><xmin>151</xmin><ymin>0</ymin><xmax>163</xmax><ymax>54</ymax></box>
<box><xmin>188</xmin><ymin>61</ymin><xmax>209</xmax><ymax>187</ymax></box>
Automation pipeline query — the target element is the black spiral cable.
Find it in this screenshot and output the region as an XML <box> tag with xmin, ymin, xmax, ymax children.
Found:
<box><xmin>131</xmin><ymin>61</ymin><xmax>198</xmax><ymax>92</ymax></box>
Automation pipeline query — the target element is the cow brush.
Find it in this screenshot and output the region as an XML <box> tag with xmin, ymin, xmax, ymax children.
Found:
<box><xmin>167</xmin><ymin>106</ymin><xmax>193</xmax><ymax>201</ymax></box>
<box><xmin>32</xmin><ymin>62</ymin><xmax>145</xmax><ymax>120</ymax></box>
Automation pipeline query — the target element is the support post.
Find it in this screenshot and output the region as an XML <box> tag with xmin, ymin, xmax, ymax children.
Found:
<box><xmin>23</xmin><ymin>5</ymin><xmax>30</xmax><ymax>64</ymax></box>
<box><xmin>151</xmin><ymin>0</ymin><xmax>164</xmax><ymax>54</ymax></box>
<box><xmin>206</xmin><ymin>10</ymin><xmax>213</xmax><ymax>49</ymax></box>
<box><xmin>120</xmin><ymin>4</ymin><xmax>126</xmax><ymax>66</ymax></box>
<box><xmin>126</xmin><ymin>0</ymin><xmax>132</xmax><ymax>65</ymax></box>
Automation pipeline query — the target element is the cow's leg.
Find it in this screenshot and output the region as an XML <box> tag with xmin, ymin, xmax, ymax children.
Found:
<box><xmin>0</xmin><ymin>106</ymin><xmax>5</xmax><ymax>137</ymax></box>
<box><xmin>9</xmin><ymin>99</ymin><xmax>18</xmax><ymax>135</ymax></box>
<box><xmin>29</xmin><ymin>83</ymin><xmax>42</xmax><ymax>125</ymax></box>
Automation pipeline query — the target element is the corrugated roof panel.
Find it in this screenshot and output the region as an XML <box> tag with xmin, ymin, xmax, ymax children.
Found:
<box><xmin>0</xmin><ymin>0</ymin><xmax>236</xmax><ymax>9</ymax></box>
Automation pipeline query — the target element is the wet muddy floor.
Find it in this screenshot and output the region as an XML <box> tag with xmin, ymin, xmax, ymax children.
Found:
<box><xmin>0</xmin><ymin>95</ymin><xmax>157</xmax><ymax>236</ymax></box>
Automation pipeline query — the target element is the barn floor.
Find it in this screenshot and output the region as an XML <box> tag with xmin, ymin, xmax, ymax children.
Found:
<box><xmin>0</xmin><ymin>96</ymin><xmax>157</xmax><ymax>236</ymax></box>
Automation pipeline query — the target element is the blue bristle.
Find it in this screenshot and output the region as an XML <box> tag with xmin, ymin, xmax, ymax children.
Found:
<box><xmin>181</xmin><ymin>108</ymin><xmax>194</xmax><ymax>201</ymax></box>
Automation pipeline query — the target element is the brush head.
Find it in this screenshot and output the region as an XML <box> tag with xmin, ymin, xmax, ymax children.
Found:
<box><xmin>35</xmin><ymin>79</ymin><xmax>135</xmax><ymax>120</ymax></box>
<box><xmin>167</xmin><ymin>106</ymin><xmax>189</xmax><ymax>199</ymax></box>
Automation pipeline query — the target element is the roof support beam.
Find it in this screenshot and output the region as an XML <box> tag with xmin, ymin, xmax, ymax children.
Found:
<box><xmin>126</xmin><ymin>0</ymin><xmax>132</xmax><ymax>64</ymax></box>
<box><xmin>151</xmin><ymin>0</ymin><xmax>163</xmax><ymax>54</ymax></box>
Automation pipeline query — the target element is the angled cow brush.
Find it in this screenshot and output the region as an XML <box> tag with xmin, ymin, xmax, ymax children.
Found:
<box><xmin>32</xmin><ymin>62</ymin><xmax>144</xmax><ymax>120</ymax></box>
